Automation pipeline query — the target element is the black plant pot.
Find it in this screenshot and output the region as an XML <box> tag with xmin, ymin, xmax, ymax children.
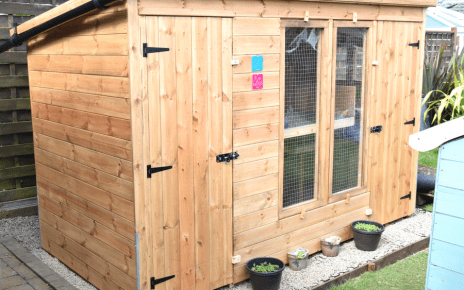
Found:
<box><xmin>351</xmin><ymin>220</ymin><xmax>385</xmax><ymax>251</ymax></box>
<box><xmin>246</xmin><ymin>257</ymin><xmax>285</xmax><ymax>290</ymax></box>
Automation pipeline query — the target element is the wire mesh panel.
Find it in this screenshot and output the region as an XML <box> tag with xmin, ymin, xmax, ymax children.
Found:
<box><xmin>283</xmin><ymin>27</ymin><xmax>321</xmax><ymax>208</ymax></box>
<box><xmin>332</xmin><ymin>27</ymin><xmax>366</xmax><ymax>194</ymax></box>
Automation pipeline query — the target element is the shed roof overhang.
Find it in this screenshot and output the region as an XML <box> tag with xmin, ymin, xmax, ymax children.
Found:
<box><xmin>409</xmin><ymin>117</ymin><xmax>464</xmax><ymax>152</ymax></box>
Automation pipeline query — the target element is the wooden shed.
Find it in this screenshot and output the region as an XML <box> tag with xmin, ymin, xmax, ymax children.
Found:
<box><xmin>409</xmin><ymin>117</ymin><xmax>464</xmax><ymax>290</ymax></box>
<box><xmin>2</xmin><ymin>0</ymin><xmax>435</xmax><ymax>288</ymax></box>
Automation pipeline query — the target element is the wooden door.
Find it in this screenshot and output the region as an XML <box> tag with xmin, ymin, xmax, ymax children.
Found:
<box><xmin>369</xmin><ymin>21</ymin><xmax>425</xmax><ymax>224</ymax></box>
<box><xmin>143</xmin><ymin>16</ymin><xmax>233</xmax><ymax>290</ymax></box>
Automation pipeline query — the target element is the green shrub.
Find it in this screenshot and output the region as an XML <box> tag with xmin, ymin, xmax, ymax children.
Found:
<box><xmin>251</xmin><ymin>262</ymin><xmax>280</xmax><ymax>273</ymax></box>
<box><xmin>354</xmin><ymin>222</ymin><xmax>382</xmax><ymax>232</ymax></box>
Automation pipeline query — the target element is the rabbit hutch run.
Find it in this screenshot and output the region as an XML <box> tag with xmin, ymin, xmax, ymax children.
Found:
<box><xmin>0</xmin><ymin>0</ymin><xmax>434</xmax><ymax>288</ymax></box>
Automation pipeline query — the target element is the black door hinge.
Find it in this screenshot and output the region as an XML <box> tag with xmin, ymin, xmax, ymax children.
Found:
<box><xmin>216</xmin><ymin>152</ymin><xmax>239</xmax><ymax>164</ymax></box>
<box><xmin>400</xmin><ymin>192</ymin><xmax>411</xmax><ymax>200</ymax></box>
<box><xmin>151</xmin><ymin>275</ymin><xmax>175</xmax><ymax>289</ymax></box>
<box><xmin>370</xmin><ymin>125</ymin><xmax>383</xmax><ymax>134</ymax></box>
<box><xmin>147</xmin><ymin>165</ymin><xmax>172</xmax><ymax>178</ymax></box>
<box><xmin>404</xmin><ymin>117</ymin><xmax>415</xmax><ymax>126</ymax></box>
<box><xmin>143</xmin><ymin>43</ymin><xmax>169</xmax><ymax>57</ymax></box>
<box><xmin>409</xmin><ymin>41</ymin><xmax>420</xmax><ymax>49</ymax></box>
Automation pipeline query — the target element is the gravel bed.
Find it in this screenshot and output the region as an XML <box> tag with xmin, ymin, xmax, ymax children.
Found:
<box><xmin>226</xmin><ymin>208</ymin><xmax>432</xmax><ymax>290</ymax></box>
<box><xmin>0</xmin><ymin>209</ymin><xmax>432</xmax><ymax>290</ymax></box>
<box><xmin>0</xmin><ymin>216</ymin><xmax>96</xmax><ymax>290</ymax></box>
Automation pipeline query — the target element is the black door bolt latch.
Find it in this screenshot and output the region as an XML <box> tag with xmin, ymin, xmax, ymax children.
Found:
<box><xmin>370</xmin><ymin>125</ymin><xmax>383</xmax><ymax>134</ymax></box>
<box><xmin>216</xmin><ymin>152</ymin><xmax>239</xmax><ymax>164</ymax></box>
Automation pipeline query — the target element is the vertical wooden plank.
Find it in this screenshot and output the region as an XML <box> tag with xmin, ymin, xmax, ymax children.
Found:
<box><xmin>193</xmin><ymin>17</ymin><xmax>210</xmax><ymax>290</ymax></box>
<box><xmin>221</xmin><ymin>17</ymin><xmax>234</xmax><ymax>286</ymax></box>
<box><xmin>176</xmin><ymin>16</ymin><xmax>195</xmax><ymax>289</ymax></box>
<box><xmin>327</xmin><ymin>25</ymin><xmax>338</xmax><ymax>198</ymax></box>
<box><xmin>366</xmin><ymin>20</ymin><xmax>377</xmax><ymax>195</ymax></box>
<box><xmin>208</xmin><ymin>17</ymin><xmax>223</xmax><ymax>288</ymax></box>
<box><xmin>409</xmin><ymin>13</ymin><xmax>426</xmax><ymax>215</ymax></box>
<box><xmin>127</xmin><ymin>2</ymin><xmax>147</xmax><ymax>289</ymax></box>
<box><xmin>146</xmin><ymin>16</ymin><xmax>166</xmax><ymax>290</ymax></box>
<box><xmin>278</xmin><ymin>25</ymin><xmax>285</xmax><ymax>215</ymax></box>
<box><xmin>159</xmin><ymin>16</ymin><xmax>180</xmax><ymax>289</ymax></box>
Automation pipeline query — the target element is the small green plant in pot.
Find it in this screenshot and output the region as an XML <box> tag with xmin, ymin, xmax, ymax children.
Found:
<box><xmin>246</xmin><ymin>257</ymin><xmax>284</xmax><ymax>290</ymax></box>
<box><xmin>351</xmin><ymin>220</ymin><xmax>384</xmax><ymax>251</ymax></box>
<box><xmin>287</xmin><ymin>247</ymin><xmax>309</xmax><ymax>271</ymax></box>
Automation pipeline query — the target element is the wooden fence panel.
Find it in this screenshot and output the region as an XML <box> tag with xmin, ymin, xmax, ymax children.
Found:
<box><xmin>0</xmin><ymin>0</ymin><xmax>65</xmax><ymax>204</ymax></box>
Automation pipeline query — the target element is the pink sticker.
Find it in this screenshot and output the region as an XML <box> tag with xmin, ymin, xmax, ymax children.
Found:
<box><xmin>252</xmin><ymin>74</ymin><xmax>263</xmax><ymax>90</ymax></box>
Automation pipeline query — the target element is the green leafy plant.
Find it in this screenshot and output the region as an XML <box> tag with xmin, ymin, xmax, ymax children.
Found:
<box><xmin>424</xmin><ymin>204</ymin><xmax>433</xmax><ymax>212</ymax></box>
<box><xmin>423</xmin><ymin>46</ymin><xmax>464</xmax><ymax>124</ymax></box>
<box><xmin>296</xmin><ymin>251</ymin><xmax>305</xmax><ymax>259</ymax></box>
<box><xmin>354</xmin><ymin>222</ymin><xmax>381</xmax><ymax>232</ymax></box>
<box><xmin>251</xmin><ymin>262</ymin><xmax>280</xmax><ymax>273</ymax></box>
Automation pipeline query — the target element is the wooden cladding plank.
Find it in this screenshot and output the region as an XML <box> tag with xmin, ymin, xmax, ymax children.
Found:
<box><xmin>233</xmin><ymin>36</ymin><xmax>280</xmax><ymax>55</ymax></box>
<box><xmin>0</xmin><ymin>52</ymin><xmax>27</xmax><ymax>63</ymax></box>
<box><xmin>16</xmin><ymin>0</ymin><xmax>126</xmax><ymax>35</ymax></box>
<box><xmin>234</xmin><ymin>190</ymin><xmax>278</xmax><ymax>217</ymax></box>
<box><xmin>139</xmin><ymin>0</ymin><xmax>427</xmax><ymax>19</ymax></box>
<box><xmin>41</xmin><ymin>223</ymin><xmax>135</xmax><ymax>290</ymax></box>
<box><xmin>27</xmin><ymin>55</ymin><xmax>129</xmax><ymax>77</ymax></box>
<box><xmin>0</xmin><ymin>76</ymin><xmax>29</xmax><ymax>88</ymax></box>
<box><xmin>0</xmin><ymin>28</ymin><xmax>10</xmax><ymax>40</ymax></box>
<box><xmin>39</xmin><ymin>194</ymin><xmax>135</xmax><ymax>260</ymax></box>
<box><xmin>32</xmin><ymin>118</ymin><xmax>132</xmax><ymax>160</ymax></box>
<box><xmin>35</xmin><ymin>148</ymin><xmax>133</xmax><ymax>201</ymax></box>
<box><xmin>0</xmin><ymin>99</ymin><xmax>31</xmax><ymax>111</ymax></box>
<box><xmin>0</xmin><ymin>143</ymin><xmax>33</xmax><ymax>158</ymax></box>
<box><xmin>234</xmin><ymin>207</ymin><xmax>368</xmax><ymax>266</ymax></box>
<box><xmin>30</xmin><ymin>87</ymin><xmax>130</xmax><ymax>120</ymax></box>
<box><xmin>0</xmin><ymin>121</ymin><xmax>32</xmax><ymax>135</ymax></box>
<box><xmin>29</xmin><ymin>71</ymin><xmax>129</xmax><ymax>99</ymax></box>
<box><xmin>0</xmin><ymin>2</ymin><xmax>53</xmax><ymax>16</ymax></box>
<box><xmin>233</xmin><ymin>157</ymin><xmax>278</xmax><ymax>182</ymax></box>
<box><xmin>28</xmin><ymin>34</ymin><xmax>128</xmax><ymax>56</ymax></box>
<box><xmin>0</xmin><ymin>187</ymin><xmax>36</xmax><ymax>203</ymax></box>
<box><xmin>233</xmin><ymin>89</ymin><xmax>279</xmax><ymax>111</ymax></box>
<box><xmin>0</xmin><ymin>164</ymin><xmax>35</xmax><ymax>179</ymax></box>
<box><xmin>31</xmin><ymin>102</ymin><xmax>131</xmax><ymax>140</ymax></box>
<box><xmin>234</xmin><ymin>206</ymin><xmax>278</xmax><ymax>234</ymax></box>
<box><xmin>192</xmin><ymin>16</ymin><xmax>210</xmax><ymax>290</ymax></box>
<box><xmin>39</xmin><ymin>207</ymin><xmax>136</xmax><ymax>279</ymax></box>
<box><xmin>233</xmin><ymin>106</ymin><xmax>279</xmax><ymax>129</ymax></box>
<box><xmin>233</xmin><ymin>124</ymin><xmax>279</xmax><ymax>147</ymax></box>
<box><xmin>37</xmin><ymin>177</ymin><xmax>134</xmax><ymax>241</ymax></box>
<box><xmin>233</xmin><ymin>54</ymin><xmax>279</xmax><ymax>74</ymax></box>
<box><xmin>233</xmin><ymin>72</ymin><xmax>279</xmax><ymax>92</ymax></box>
<box><xmin>233</xmin><ymin>18</ymin><xmax>280</xmax><ymax>36</ymax></box>
<box><xmin>234</xmin><ymin>140</ymin><xmax>279</xmax><ymax>165</ymax></box>
<box><xmin>233</xmin><ymin>173</ymin><xmax>279</xmax><ymax>200</ymax></box>
<box><xmin>41</xmin><ymin>226</ymin><xmax>125</xmax><ymax>290</ymax></box>
<box><xmin>234</xmin><ymin>193</ymin><xmax>370</xmax><ymax>250</ymax></box>
<box><xmin>34</xmin><ymin>133</ymin><xmax>132</xmax><ymax>181</ymax></box>
<box><xmin>36</xmin><ymin>163</ymin><xmax>134</xmax><ymax>221</ymax></box>
<box><xmin>28</xmin><ymin>10</ymin><xmax>128</xmax><ymax>39</ymax></box>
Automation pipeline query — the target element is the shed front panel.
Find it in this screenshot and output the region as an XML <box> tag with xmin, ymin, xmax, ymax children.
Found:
<box><xmin>141</xmin><ymin>16</ymin><xmax>233</xmax><ymax>290</ymax></box>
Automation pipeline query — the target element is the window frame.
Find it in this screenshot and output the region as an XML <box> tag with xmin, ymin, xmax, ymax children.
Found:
<box><xmin>278</xmin><ymin>19</ymin><xmax>329</xmax><ymax>219</ymax></box>
<box><xmin>327</xmin><ymin>21</ymin><xmax>373</xmax><ymax>204</ymax></box>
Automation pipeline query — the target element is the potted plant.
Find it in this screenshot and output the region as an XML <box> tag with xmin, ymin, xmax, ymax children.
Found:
<box><xmin>287</xmin><ymin>247</ymin><xmax>309</xmax><ymax>271</ymax></box>
<box><xmin>246</xmin><ymin>257</ymin><xmax>284</xmax><ymax>290</ymax></box>
<box><xmin>321</xmin><ymin>235</ymin><xmax>341</xmax><ymax>257</ymax></box>
<box><xmin>351</xmin><ymin>220</ymin><xmax>385</xmax><ymax>251</ymax></box>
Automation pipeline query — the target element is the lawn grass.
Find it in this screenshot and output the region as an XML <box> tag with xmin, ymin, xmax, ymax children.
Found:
<box><xmin>418</xmin><ymin>148</ymin><xmax>439</xmax><ymax>169</ymax></box>
<box><xmin>331</xmin><ymin>251</ymin><xmax>429</xmax><ymax>290</ymax></box>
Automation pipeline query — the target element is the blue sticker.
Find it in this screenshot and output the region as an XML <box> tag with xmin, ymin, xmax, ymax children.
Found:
<box><xmin>251</xmin><ymin>55</ymin><xmax>263</xmax><ymax>72</ymax></box>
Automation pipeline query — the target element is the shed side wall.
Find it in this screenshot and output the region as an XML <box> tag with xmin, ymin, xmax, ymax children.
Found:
<box><xmin>28</xmin><ymin>5</ymin><xmax>136</xmax><ymax>290</ymax></box>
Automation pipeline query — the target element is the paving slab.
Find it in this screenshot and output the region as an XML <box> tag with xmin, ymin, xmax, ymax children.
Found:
<box><xmin>0</xmin><ymin>237</ymin><xmax>77</xmax><ymax>290</ymax></box>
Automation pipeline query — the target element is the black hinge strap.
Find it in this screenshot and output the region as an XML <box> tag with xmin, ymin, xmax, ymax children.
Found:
<box><xmin>147</xmin><ymin>165</ymin><xmax>172</xmax><ymax>178</ymax></box>
<box><xmin>404</xmin><ymin>118</ymin><xmax>415</xmax><ymax>126</ymax></box>
<box><xmin>409</xmin><ymin>41</ymin><xmax>420</xmax><ymax>49</ymax></box>
<box><xmin>151</xmin><ymin>275</ymin><xmax>175</xmax><ymax>289</ymax></box>
<box><xmin>400</xmin><ymin>192</ymin><xmax>411</xmax><ymax>200</ymax></box>
<box><xmin>143</xmin><ymin>43</ymin><xmax>169</xmax><ymax>57</ymax></box>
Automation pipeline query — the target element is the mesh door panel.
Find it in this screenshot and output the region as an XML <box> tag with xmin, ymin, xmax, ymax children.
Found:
<box><xmin>332</xmin><ymin>28</ymin><xmax>366</xmax><ymax>194</ymax></box>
